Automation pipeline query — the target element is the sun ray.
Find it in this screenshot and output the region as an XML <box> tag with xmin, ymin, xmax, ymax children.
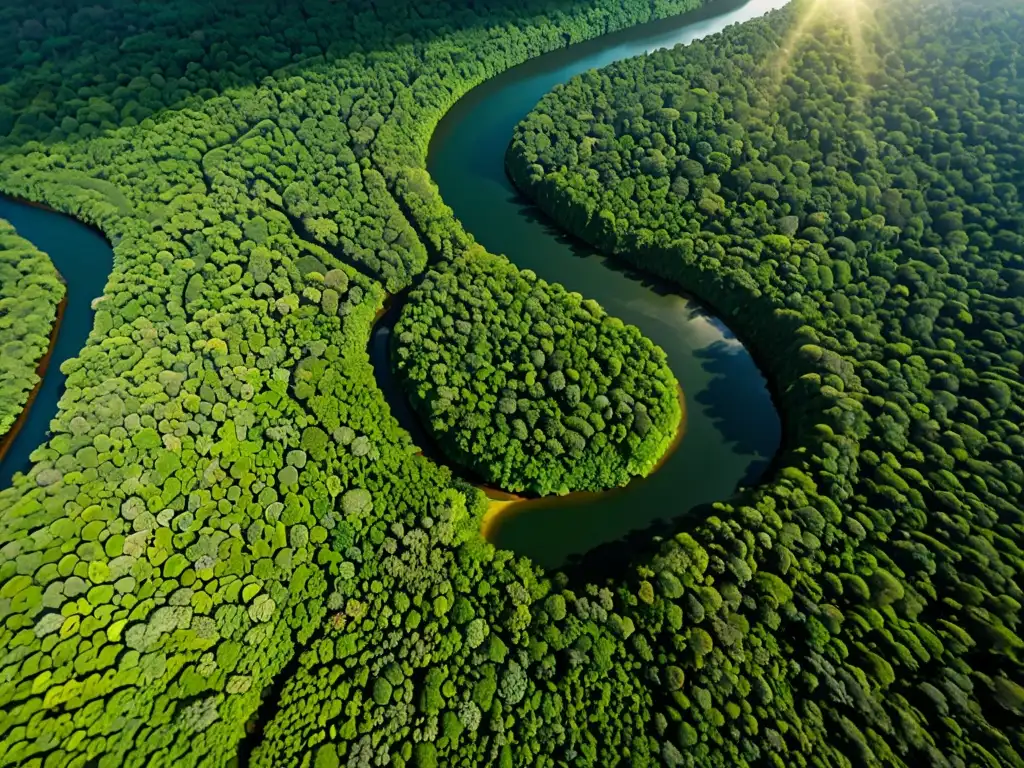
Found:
<box><xmin>759</xmin><ymin>0</ymin><xmax>879</xmax><ymax>114</ymax></box>
<box><xmin>765</xmin><ymin>0</ymin><xmax>825</xmax><ymax>92</ymax></box>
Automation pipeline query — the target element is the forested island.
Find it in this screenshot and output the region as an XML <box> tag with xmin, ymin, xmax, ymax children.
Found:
<box><xmin>0</xmin><ymin>0</ymin><xmax>1021</xmax><ymax>766</ymax></box>
<box><xmin>0</xmin><ymin>219</ymin><xmax>65</xmax><ymax>446</ymax></box>
<box><xmin>394</xmin><ymin>250</ymin><xmax>681</xmax><ymax>495</ymax></box>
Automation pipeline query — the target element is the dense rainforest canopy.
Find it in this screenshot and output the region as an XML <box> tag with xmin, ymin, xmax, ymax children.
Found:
<box><xmin>0</xmin><ymin>219</ymin><xmax>64</xmax><ymax>442</ymax></box>
<box><xmin>0</xmin><ymin>0</ymin><xmax>721</xmax><ymax>766</ymax></box>
<box><xmin>0</xmin><ymin>0</ymin><xmax>1021</xmax><ymax>767</ymax></box>
<box><xmin>509</xmin><ymin>0</ymin><xmax>1024</xmax><ymax>763</ymax></box>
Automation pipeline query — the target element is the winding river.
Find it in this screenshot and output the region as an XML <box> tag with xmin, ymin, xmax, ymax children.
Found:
<box><xmin>0</xmin><ymin>0</ymin><xmax>783</xmax><ymax>569</ymax></box>
<box><xmin>428</xmin><ymin>0</ymin><xmax>785</xmax><ymax>567</ymax></box>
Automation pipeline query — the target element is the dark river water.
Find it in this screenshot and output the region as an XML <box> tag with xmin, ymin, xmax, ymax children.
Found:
<box><xmin>428</xmin><ymin>0</ymin><xmax>786</xmax><ymax>567</ymax></box>
<box><xmin>0</xmin><ymin>198</ymin><xmax>112</xmax><ymax>489</ymax></box>
<box><xmin>0</xmin><ymin>0</ymin><xmax>784</xmax><ymax>569</ymax></box>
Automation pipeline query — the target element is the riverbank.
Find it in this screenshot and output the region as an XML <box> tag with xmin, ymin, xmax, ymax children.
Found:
<box><xmin>369</xmin><ymin>272</ymin><xmax>688</xmax><ymax>506</ymax></box>
<box><xmin>0</xmin><ymin>287</ymin><xmax>67</xmax><ymax>465</ymax></box>
<box><xmin>480</xmin><ymin>383</ymin><xmax>687</xmax><ymax>541</ymax></box>
<box><xmin>0</xmin><ymin>193</ymin><xmax>117</xmax><ymax>249</ymax></box>
<box><xmin>502</xmin><ymin>149</ymin><xmax>799</xmax><ymax>507</ymax></box>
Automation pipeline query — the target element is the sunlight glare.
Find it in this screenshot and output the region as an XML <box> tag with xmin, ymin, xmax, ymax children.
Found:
<box><xmin>767</xmin><ymin>0</ymin><xmax>876</xmax><ymax>99</ymax></box>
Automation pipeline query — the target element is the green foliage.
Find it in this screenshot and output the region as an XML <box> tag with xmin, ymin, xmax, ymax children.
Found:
<box><xmin>313</xmin><ymin>745</ymin><xmax>340</xmax><ymax>768</ymax></box>
<box><xmin>1</xmin><ymin>0</ymin><xmax>1022</xmax><ymax>767</ymax></box>
<box><xmin>372</xmin><ymin>676</ymin><xmax>394</xmax><ymax>706</ymax></box>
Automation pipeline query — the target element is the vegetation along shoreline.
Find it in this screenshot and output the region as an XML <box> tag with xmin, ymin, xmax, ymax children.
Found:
<box><xmin>0</xmin><ymin>286</ymin><xmax>67</xmax><ymax>465</ymax></box>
